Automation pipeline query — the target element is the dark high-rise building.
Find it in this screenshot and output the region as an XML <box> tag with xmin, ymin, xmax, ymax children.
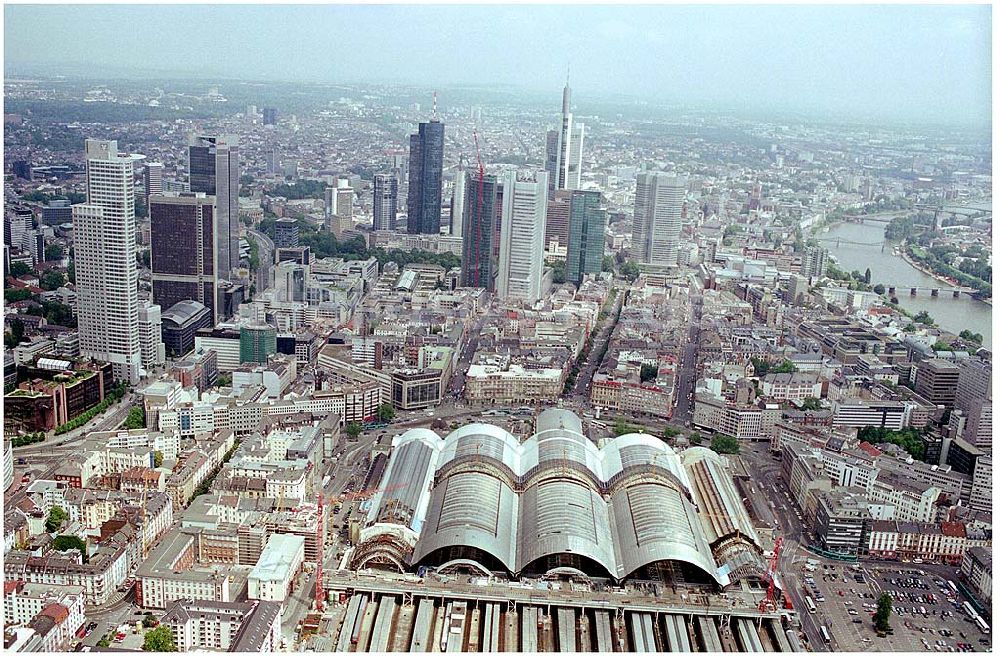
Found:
<box><xmin>42</xmin><ymin>200</ymin><xmax>73</xmax><ymax>226</ymax></box>
<box><xmin>460</xmin><ymin>172</ymin><xmax>502</xmax><ymax>290</ymax></box>
<box><xmin>566</xmin><ymin>190</ymin><xmax>607</xmax><ymax>285</ymax></box>
<box><xmin>274</xmin><ymin>217</ymin><xmax>300</xmax><ymax>248</ymax></box>
<box><xmin>544</xmin><ymin>190</ymin><xmax>571</xmax><ymax>252</ymax></box>
<box><xmin>263</xmin><ymin>107</ymin><xmax>278</xmax><ymax>125</ymax></box>
<box><xmin>372</xmin><ymin>173</ymin><xmax>398</xmax><ymax>231</ymax></box>
<box><xmin>188</xmin><ymin>135</ymin><xmax>239</xmax><ymax>276</ymax></box>
<box><xmin>149</xmin><ymin>193</ymin><xmax>220</xmax><ymax>325</ymax></box>
<box><xmin>12</xmin><ymin>160</ymin><xmax>32</xmax><ymax>180</ymax></box>
<box><xmin>406</xmin><ymin>120</ymin><xmax>444</xmax><ymax>234</ymax></box>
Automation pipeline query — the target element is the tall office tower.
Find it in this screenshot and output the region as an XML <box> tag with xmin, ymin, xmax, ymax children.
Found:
<box><xmin>632</xmin><ymin>171</ymin><xmax>686</xmax><ymax>269</ymax></box>
<box><xmin>544</xmin><ymin>190</ymin><xmax>572</xmax><ymax>254</ymax></box>
<box><xmin>245</xmin><ymin>104</ymin><xmax>257</xmax><ymax>121</ymax></box>
<box><xmin>496</xmin><ymin>171</ymin><xmax>548</xmax><ymax>303</ymax></box>
<box><xmin>12</xmin><ymin>160</ymin><xmax>32</xmax><ymax>180</ymax></box>
<box><xmin>802</xmin><ymin>246</ymin><xmax>829</xmax><ymax>279</ymax></box>
<box><xmin>188</xmin><ymin>135</ymin><xmax>240</xmax><ymax>276</ymax></box>
<box><xmin>149</xmin><ymin>193</ymin><xmax>221</xmax><ymax>325</ymax></box>
<box><xmin>325</xmin><ymin>179</ymin><xmax>354</xmax><ymax>235</ymax></box>
<box><xmin>144</xmin><ymin>162</ymin><xmax>164</xmax><ymax>208</ymax></box>
<box><xmin>265</xmin><ymin>149</ymin><xmax>278</xmax><ymax>174</ymax></box>
<box><xmin>73</xmin><ymin>139</ymin><xmax>142</xmax><ymax>383</ymax></box>
<box><xmin>460</xmin><ymin>172</ymin><xmax>501</xmax><ymax>290</ymax></box>
<box><xmin>372</xmin><ymin>173</ymin><xmax>398</xmax><ymax>231</ymax></box>
<box><xmin>138</xmin><ymin>300</ymin><xmax>166</xmax><ymax>369</ymax></box>
<box><xmin>450</xmin><ymin>169</ymin><xmax>465</xmax><ymax>238</ymax></box>
<box><xmin>274</xmin><ymin>218</ymin><xmax>299</xmax><ymax>248</ymax></box>
<box><xmin>544</xmin><ymin>79</ymin><xmax>585</xmax><ymax>194</ymax></box>
<box><xmin>406</xmin><ymin>119</ymin><xmax>445</xmax><ymax>234</ymax></box>
<box><xmin>566</xmin><ymin>190</ymin><xmax>607</xmax><ymax>285</ymax></box>
<box><xmin>240</xmin><ymin>323</ymin><xmax>277</xmax><ymax>364</ymax></box>
<box><xmin>22</xmin><ymin>230</ymin><xmax>44</xmax><ymax>265</ymax></box>
<box><xmin>955</xmin><ymin>357</ymin><xmax>992</xmax><ymax>448</ymax></box>
<box><xmin>262</xmin><ymin>107</ymin><xmax>277</xmax><ymax>126</ymax></box>
<box><xmin>914</xmin><ymin>358</ymin><xmax>961</xmax><ymax>408</ymax></box>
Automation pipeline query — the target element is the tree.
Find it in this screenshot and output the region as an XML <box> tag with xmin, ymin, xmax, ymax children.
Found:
<box><xmin>153</xmin><ymin>451</ymin><xmax>164</xmax><ymax>468</ymax></box>
<box><xmin>9</xmin><ymin>261</ymin><xmax>31</xmax><ymax>278</ymax></box>
<box><xmin>621</xmin><ymin>261</ymin><xmax>641</xmax><ymax>282</ymax></box>
<box><xmin>4</xmin><ymin>288</ymin><xmax>33</xmax><ymax>303</ymax></box>
<box><xmin>873</xmin><ymin>284</ymin><xmax>885</xmax><ymax>295</ymax></box>
<box><xmin>551</xmin><ymin>260</ymin><xmax>567</xmax><ymax>284</ymax></box>
<box><xmin>874</xmin><ymin>592</ymin><xmax>893</xmax><ymax>632</ymax></box>
<box><xmin>601</xmin><ymin>255</ymin><xmax>615</xmax><ymax>273</ymax></box>
<box><xmin>142</xmin><ymin>626</ymin><xmax>176</xmax><ymax>652</ymax></box>
<box><xmin>959</xmin><ymin>329</ymin><xmax>984</xmax><ymax>345</ymax></box>
<box><xmin>45</xmin><ymin>506</ymin><xmax>68</xmax><ymax>533</ymax></box>
<box><xmin>662</xmin><ymin>426</ymin><xmax>680</xmax><ymax>439</ymax></box>
<box><xmin>612</xmin><ymin>418</ymin><xmax>642</xmax><ymax>436</ymax></box>
<box><xmin>800</xmin><ymin>397</ymin><xmax>823</xmax><ymax>411</ymax></box>
<box><xmin>376</xmin><ymin>403</ymin><xmax>395</xmax><ymax>423</ymax></box>
<box><xmin>5</xmin><ymin>318</ymin><xmax>25</xmax><ymax>348</ymax></box>
<box><xmin>639</xmin><ymin>363</ymin><xmax>658</xmax><ymax>383</ymax></box>
<box><xmin>97</xmin><ymin>637</ymin><xmax>111</xmax><ymax>648</ymax></box>
<box><xmin>142</xmin><ymin>613</ymin><xmax>157</xmax><ymax>628</ymax></box>
<box><xmin>124</xmin><ymin>406</ymin><xmax>145</xmax><ymax>430</ymax></box>
<box><xmin>44</xmin><ymin>244</ymin><xmax>64</xmax><ymax>261</ymax></box>
<box><xmin>864</xmin><ymin>267</ymin><xmax>872</xmax><ymax>284</ymax></box>
<box><xmin>710</xmin><ymin>434</ymin><xmax>740</xmax><ymax>455</ymax></box>
<box><xmin>913</xmin><ymin>310</ymin><xmax>935</xmax><ymax>326</ymax></box>
<box><xmin>345</xmin><ymin>422</ymin><xmax>363</xmax><ymax>439</ymax></box>
<box><xmin>689</xmin><ymin>433</ymin><xmax>704</xmax><ymax>445</ymax></box>
<box><xmin>39</xmin><ymin>269</ymin><xmax>66</xmax><ymax>291</ymax></box>
<box><xmin>52</xmin><ymin>535</ymin><xmax>87</xmax><ymax>562</ymax></box>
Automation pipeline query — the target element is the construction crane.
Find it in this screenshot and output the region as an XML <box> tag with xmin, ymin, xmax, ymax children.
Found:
<box><xmin>759</xmin><ymin>536</ymin><xmax>784</xmax><ymax>613</ymax></box>
<box><xmin>472</xmin><ymin>130</ymin><xmax>485</xmax><ymax>287</ymax></box>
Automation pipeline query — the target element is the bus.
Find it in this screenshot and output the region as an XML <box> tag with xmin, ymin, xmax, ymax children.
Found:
<box><xmin>819</xmin><ymin>626</ymin><xmax>832</xmax><ymax>644</ymax></box>
<box><xmin>805</xmin><ymin>596</ymin><xmax>817</xmax><ymax>614</ymax></box>
<box><xmin>963</xmin><ymin>601</ymin><xmax>978</xmax><ymax>619</ymax></box>
<box><xmin>974</xmin><ymin>616</ymin><xmax>990</xmax><ymax>635</ymax></box>
<box><xmin>947</xmin><ymin>580</ymin><xmax>959</xmax><ymax>594</ymax></box>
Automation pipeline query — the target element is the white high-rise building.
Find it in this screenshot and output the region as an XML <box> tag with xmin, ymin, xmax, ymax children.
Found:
<box><xmin>545</xmin><ymin>79</ymin><xmax>585</xmax><ymax>193</ymax></box>
<box><xmin>450</xmin><ymin>169</ymin><xmax>465</xmax><ymax>239</ymax></box>
<box><xmin>632</xmin><ymin>171</ymin><xmax>686</xmax><ymax>269</ymax></box>
<box><xmin>74</xmin><ymin>139</ymin><xmax>142</xmax><ymax>383</ymax></box>
<box><xmin>144</xmin><ymin>162</ymin><xmax>164</xmax><ymax>207</ymax></box>
<box><xmin>325</xmin><ymin>179</ymin><xmax>354</xmax><ymax>235</ymax></box>
<box><xmin>139</xmin><ymin>300</ymin><xmax>166</xmax><ymax>370</ymax></box>
<box><xmin>497</xmin><ymin>171</ymin><xmax>548</xmax><ymax>304</ymax></box>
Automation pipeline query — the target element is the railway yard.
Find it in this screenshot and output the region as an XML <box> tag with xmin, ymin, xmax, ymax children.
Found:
<box><xmin>325</xmin><ymin>592</ymin><xmax>803</xmax><ymax>653</ymax></box>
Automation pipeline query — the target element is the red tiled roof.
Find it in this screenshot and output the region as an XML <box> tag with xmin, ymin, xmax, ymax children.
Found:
<box><xmin>940</xmin><ymin>521</ymin><xmax>966</xmax><ymax>538</ymax></box>
<box><xmin>40</xmin><ymin>602</ymin><xmax>69</xmax><ymax>623</ymax></box>
<box><xmin>858</xmin><ymin>442</ymin><xmax>882</xmax><ymax>458</ymax></box>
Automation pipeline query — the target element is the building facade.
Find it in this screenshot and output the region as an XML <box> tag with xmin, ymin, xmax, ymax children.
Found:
<box><xmin>566</xmin><ymin>190</ymin><xmax>607</xmax><ymax>285</ymax></box>
<box><xmin>406</xmin><ymin>120</ymin><xmax>444</xmax><ymax>234</ymax></box>
<box><xmin>73</xmin><ymin>139</ymin><xmax>142</xmax><ymax>383</ymax></box>
<box><xmin>632</xmin><ymin>171</ymin><xmax>685</xmax><ymax>269</ymax></box>
<box><xmin>497</xmin><ymin>171</ymin><xmax>548</xmax><ymax>304</ymax></box>
<box><xmin>188</xmin><ymin>134</ymin><xmax>239</xmax><ymax>276</ymax></box>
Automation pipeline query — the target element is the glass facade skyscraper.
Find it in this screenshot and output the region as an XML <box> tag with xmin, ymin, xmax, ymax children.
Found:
<box><xmin>567</xmin><ymin>190</ymin><xmax>607</xmax><ymax>285</ymax></box>
<box><xmin>406</xmin><ymin>119</ymin><xmax>444</xmax><ymax>234</ymax></box>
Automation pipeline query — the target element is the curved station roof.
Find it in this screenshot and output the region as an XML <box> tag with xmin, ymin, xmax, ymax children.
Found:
<box><xmin>354</xmin><ymin>409</ymin><xmax>765</xmax><ymax>587</ymax></box>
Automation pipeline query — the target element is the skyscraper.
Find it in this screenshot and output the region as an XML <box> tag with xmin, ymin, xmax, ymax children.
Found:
<box><xmin>544</xmin><ymin>190</ymin><xmax>572</xmax><ymax>254</ymax></box>
<box><xmin>262</xmin><ymin>107</ymin><xmax>278</xmax><ymax>125</ymax></box>
<box><xmin>497</xmin><ymin>171</ymin><xmax>548</xmax><ymax>303</ymax></box>
<box><xmin>188</xmin><ymin>135</ymin><xmax>240</xmax><ymax>276</ymax></box>
<box><xmin>73</xmin><ymin>139</ymin><xmax>142</xmax><ymax>383</ymax></box>
<box><xmin>406</xmin><ymin>119</ymin><xmax>445</xmax><ymax>234</ymax></box>
<box><xmin>138</xmin><ymin>300</ymin><xmax>166</xmax><ymax>369</ymax></box>
<box><xmin>450</xmin><ymin>169</ymin><xmax>465</xmax><ymax>238</ymax></box>
<box><xmin>149</xmin><ymin>193</ymin><xmax>221</xmax><ymax>325</ymax></box>
<box><xmin>460</xmin><ymin>172</ymin><xmax>501</xmax><ymax>290</ymax></box>
<box><xmin>544</xmin><ymin>79</ymin><xmax>585</xmax><ymax>194</ymax></box>
<box><xmin>632</xmin><ymin>171</ymin><xmax>685</xmax><ymax>269</ymax></box>
<box><xmin>372</xmin><ymin>173</ymin><xmax>398</xmax><ymax>231</ymax></box>
<box><xmin>955</xmin><ymin>356</ymin><xmax>992</xmax><ymax>448</ymax></box>
<box><xmin>566</xmin><ymin>190</ymin><xmax>608</xmax><ymax>285</ymax></box>
<box><xmin>325</xmin><ymin>179</ymin><xmax>354</xmax><ymax>235</ymax></box>
<box><xmin>144</xmin><ymin>162</ymin><xmax>163</xmax><ymax>208</ymax></box>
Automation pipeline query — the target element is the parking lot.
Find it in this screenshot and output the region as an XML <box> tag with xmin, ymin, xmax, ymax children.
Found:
<box><xmin>799</xmin><ymin>561</ymin><xmax>991</xmax><ymax>652</ymax></box>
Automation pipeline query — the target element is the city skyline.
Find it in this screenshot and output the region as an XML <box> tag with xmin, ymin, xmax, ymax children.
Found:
<box><xmin>3</xmin><ymin>4</ymin><xmax>991</xmax><ymax>127</ymax></box>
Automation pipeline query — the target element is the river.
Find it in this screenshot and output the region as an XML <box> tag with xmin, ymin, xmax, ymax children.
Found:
<box><xmin>821</xmin><ymin>221</ymin><xmax>992</xmax><ymax>348</ymax></box>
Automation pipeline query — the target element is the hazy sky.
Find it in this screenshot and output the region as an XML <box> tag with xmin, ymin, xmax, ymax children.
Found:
<box><xmin>4</xmin><ymin>4</ymin><xmax>992</xmax><ymax>125</ymax></box>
